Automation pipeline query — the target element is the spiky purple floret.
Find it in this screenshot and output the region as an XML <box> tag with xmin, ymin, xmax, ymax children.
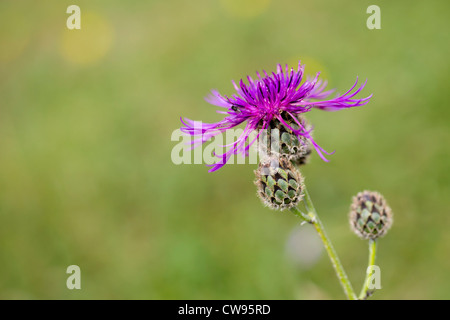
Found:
<box><xmin>180</xmin><ymin>61</ymin><xmax>372</xmax><ymax>172</ymax></box>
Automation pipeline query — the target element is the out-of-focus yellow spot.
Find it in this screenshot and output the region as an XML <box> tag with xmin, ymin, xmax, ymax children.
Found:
<box><xmin>60</xmin><ymin>12</ymin><xmax>113</xmax><ymax>65</ymax></box>
<box><xmin>0</xmin><ymin>8</ymin><xmax>31</xmax><ymax>64</ymax></box>
<box><xmin>289</xmin><ymin>56</ymin><xmax>330</xmax><ymax>82</ymax></box>
<box><xmin>220</xmin><ymin>0</ymin><xmax>271</xmax><ymax>19</ymax></box>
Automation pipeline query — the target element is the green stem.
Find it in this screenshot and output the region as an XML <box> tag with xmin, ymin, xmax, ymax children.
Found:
<box><xmin>301</xmin><ymin>186</ymin><xmax>357</xmax><ymax>300</ymax></box>
<box><xmin>359</xmin><ymin>239</ymin><xmax>377</xmax><ymax>300</ymax></box>
<box><xmin>290</xmin><ymin>206</ymin><xmax>313</xmax><ymax>223</ymax></box>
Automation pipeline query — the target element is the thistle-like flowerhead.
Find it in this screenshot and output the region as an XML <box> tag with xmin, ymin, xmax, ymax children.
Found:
<box><xmin>259</xmin><ymin>114</ymin><xmax>312</xmax><ymax>164</ymax></box>
<box><xmin>254</xmin><ymin>155</ymin><xmax>304</xmax><ymax>211</ymax></box>
<box><xmin>349</xmin><ymin>190</ymin><xmax>393</xmax><ymax>240</ymax></box>
<box><xmin>180</xmin><ymin>61</ymin><xmax>371</xmax><ymax>172</ymax></box>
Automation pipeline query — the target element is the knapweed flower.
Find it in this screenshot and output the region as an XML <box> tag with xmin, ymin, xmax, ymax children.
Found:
<box><xmin>258</xmin><ymin>114</ymin><xmax>311</xmax><ymax>163</ymax></box>
<box><xmin>180</xmin><ymin>61</ymin><xmax>371</xmax><ymax>172</ymax></box>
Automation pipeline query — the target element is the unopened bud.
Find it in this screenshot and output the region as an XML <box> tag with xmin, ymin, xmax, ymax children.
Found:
<box><xmin>349</xmin><ymin>190</ymin><xmax>393</xmax><ymax>240</ymax></box>
<box><xmin>255</xmin><ymin>155</ymin><xmax>304</xmax><ymax>211</ymax></box>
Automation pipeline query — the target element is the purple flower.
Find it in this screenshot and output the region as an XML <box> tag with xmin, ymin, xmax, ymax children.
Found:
<box><xmin>180</xmin><ymin>61</ymin><xmax>371</xmax><ymax>172</ymax></box>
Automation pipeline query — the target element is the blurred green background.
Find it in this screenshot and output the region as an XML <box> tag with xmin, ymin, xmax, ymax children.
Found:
<box><xmin>0</xmin><ymin>0</ymin><xmax>449</xmax><ymax>299</ymax></box>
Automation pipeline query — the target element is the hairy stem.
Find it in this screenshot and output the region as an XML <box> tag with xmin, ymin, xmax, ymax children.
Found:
<box><xmin>290</xmin><ymin>206</ymin><xmax>313</xmax><ymax>223</ymax></box>
<box><xmin>301</xmin><ymin>186</ymin><xmax>357</xmax><ymax>300</ymax></box>
<box><xmin>359</xmin><ymin>239</ymin><xmax>377</xmax><ymax>300</ymax></box>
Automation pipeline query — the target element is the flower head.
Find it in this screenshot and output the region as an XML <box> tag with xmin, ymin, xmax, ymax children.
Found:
<box><xmin>180</xmin><ymin>61</ymin><xmax>371</xmax><ymax>172</ymax></box>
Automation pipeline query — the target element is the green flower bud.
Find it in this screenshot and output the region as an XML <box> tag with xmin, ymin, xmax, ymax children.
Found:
<box><xmin>255</xmin><ymin>155</ymin><xmax>304</xmax><ymax>211</ymax></box>
<box><xmin>349</xmin><ymin>191</ymin><xmax>393</xmax><ymax>240</ymax></box>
